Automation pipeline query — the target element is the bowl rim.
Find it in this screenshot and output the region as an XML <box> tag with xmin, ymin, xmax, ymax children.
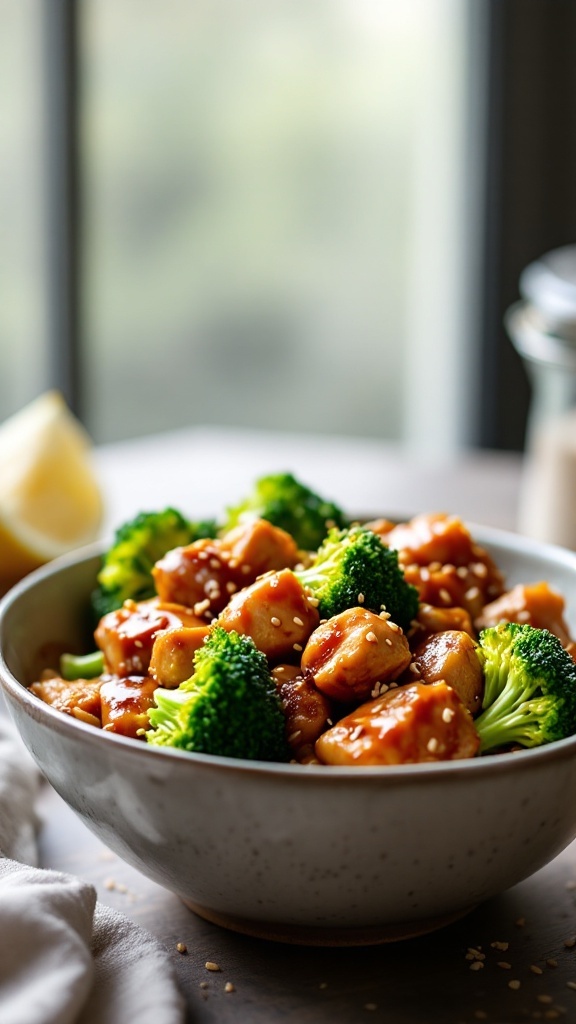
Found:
<box><xmin>3</xmin><ymin>523</ymin><xmax>576</xmax><ymax>782</ymax></box>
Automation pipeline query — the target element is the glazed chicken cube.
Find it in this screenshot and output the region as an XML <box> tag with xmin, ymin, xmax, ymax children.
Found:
<box><xmin>475</xmin><ymin>581</ymin><xmax>574</xmax><ymax>648</ymax></box>
<box><xmin>382</xmin><ymin>513</ymin><xmax>505</xmax><ymax>617</ymax></box>
<box><xmin>217</xmin><ymin>568</ymin><xmax>319</xmax><ymax>661</ymax></box>
<box><xmin>272</xmin><ymin>663</ymin><xmax>335</xmax><ymax>763</ymax></box>
<box><xmin>30</xmin><ymin>674</ymin><xmax>103</xmax><ymax>727</ymax></box>
<box><xmin>409</xmin><ymin>630</ymin><xmax>483</xmax><ymax>715</ymax></box>
<box><xmin>409</xmin><ymin>602</ymin><xmax>475</xmax><ymax>646</ymax></box>
<box><xmin>152</xmin><ymin>539</ymin><xmax>240</xmax><ymax>617</ymax></box>
<box><xmin>95</xmin><ymin>599</ymin><xmax>204</xmax><ymax>677</ymax></box>
<box><xmin>301</xmin><ymin>607</ymin><xmax>411</xmax><ymax>703</ymax></box>
<box><xmin>100</xmin><ymin>674</ymin><xmax>158</xmax><ymax>737</ymax></box>
<box><xmin>149</xmin><ymin>625</ymin><xmax>210</xmax><ymax>688</ymax></box>
<box><xmin>315</xmin><ymin>681</ymin><xmax>480</xmax><ymax>766</ymax></box>
<box><xmin>219</xmin><ymin>518</ymin><xmax>300</xmax><ymax>577</ymax></box>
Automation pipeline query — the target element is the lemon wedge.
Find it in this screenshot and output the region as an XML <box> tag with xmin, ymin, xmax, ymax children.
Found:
<box><xmin>0</xmin><ymin>391</ymin><xmax>104</xmax><ymax>588</ymax></box>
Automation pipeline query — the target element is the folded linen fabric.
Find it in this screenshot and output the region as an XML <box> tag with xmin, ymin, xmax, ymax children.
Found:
<box><xmin>0</xmin><ymin>716</ymin><xmax>185</xmax><ymax>1024</ymax></box>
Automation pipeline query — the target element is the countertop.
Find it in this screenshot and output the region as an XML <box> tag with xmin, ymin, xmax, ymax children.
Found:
<box><xmin>25</xmin><ymin>428</ymin><xmax>576</xmax><ymax>1022</ymax></box>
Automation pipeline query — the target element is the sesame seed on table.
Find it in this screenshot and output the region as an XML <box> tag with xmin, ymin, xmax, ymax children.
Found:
<box><xmin>28</xmin><ymin>426</ymin><xmax>576</xmax><ymax>1022</ymax></box>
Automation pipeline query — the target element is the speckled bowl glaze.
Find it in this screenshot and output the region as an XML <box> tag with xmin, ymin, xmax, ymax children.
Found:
<box><xmin>3</xmin><ymin>526</ymin><xmax>576</xmax><ymax>945</ymax></box>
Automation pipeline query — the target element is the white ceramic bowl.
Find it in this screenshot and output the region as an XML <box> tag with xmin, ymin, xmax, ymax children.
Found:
<box><xmin>2</xmin><ymin>525</ymin><xmax>576</xmax><ymax>946</ymax></box>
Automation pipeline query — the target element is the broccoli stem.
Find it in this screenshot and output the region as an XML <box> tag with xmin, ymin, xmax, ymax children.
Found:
<box><xmin>477</xmin><ymin>696</ymin><xmax>554</xmax><ymax>752</ymax></box>
<box><xmin>60</xmin><ymin>650</ymin><xmax>105</xmax><ymax>681</ymax></box>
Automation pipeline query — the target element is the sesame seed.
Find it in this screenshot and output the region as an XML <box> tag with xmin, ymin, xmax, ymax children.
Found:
<box><xmin>537</xmin><ymin>995</ymin><xmax>553</xmax><ymax>1004</ymax></box>
<box><xmin>241</xmin><ymin>564</ymin><xmax>252</xmax><ymax>575</ymax></box>
<box><xmin>439</xmin><ymin>588</ymin><xmax>452</xmax><ymax>604</ymax></box>
<box><xmin>270</xmin><ymin>616</ymin><xmax>281</xmax><ymax>627</ymax></box>
<box><xmin>225</xmin><ymin>582</ymin><xmax>237</xmax><ymax>594</ymax></box>
<box><xmin>491</xmin><ymin>941</ymin><xmax>509</xmax><ymax>950</ymax></box>
<box><xmin>388</xmin><ymin>621</ymin><xmax>400</xmax><ymax>632</ymax></box>
<box><xmin>508</xmin><ymin>979</ymin><xmax>521</xmax><ymax>990</ymax></box>
<box><xmin>442</xmin><ymin>707</ymin><xmax>455</xmax><ymax>723</ymax></box>
<box><xmin>566</xmin><ymin>981</ymin><xmax>576</xmax><ymax>990</ymax></box>
<box><xmin>473</xmin><ymin>562</ymin><xmax>488</xmax><ymax>577</ymax></box>
<box><xmin>209</xmin><ymin>558</ymin><xmax>221</xmax><ymax>570</ymax></box>
<box><xmin>385</xmin><ymin>637</ymin><xmax>393</xmax><ymax>646</ymax></box>
<box><xmin>365</xmin><ymin>631</ymin><xmax>378</xmax><ymax>643</ymax></box>
<box><xmin>357</xmin><ymin>593</ymin><xmax>365</xmax><ymax>604</ymax></box>
<box><xmin>465</xmin><ymin>587</ymin><xmax>481</xmax><ymax>601</ymax></box>
<box><xmin>199</xmin><ymin>981</ymin><xmax>208</xmax><ymax>989</ymax></box>
<box><xmin>469</xmin><ymin>961</ymin><xmax>484</xmax><ymax>971</ymax></box>
<box><xmin>307</xmin><ymin>596</ymin><xmax>320</xmax><ymax>607</ymax></box>
<box><xmin>456</xmin><ymin>566</ymin><xmax>468</xmax><ymax>579</ymax></box>
<box><xmin>547</xmin><ymin>960</ymin><xmax>559</xmax><ymax>969</ymax></box>
<box><xmin>429</xmin><ymin>561</ymin><xmax>442</xmax><ymax>572</ymax></box>
<box><xmin>205</xmin><ymin>961</ymin><xmax>221</xmax><ymax>972</ymax></box>
<box><xmin>176</xmin><ymin>942</ymin><xmax>187</xmax><ymax>954</ymax></box>
<box><xmin>409</xmin><ymin>663</ymin><xmax>420</xmax><ymax>675</ymax></box>
<box><xmin>531</xmin><ymin>965</ymin><xmax>544</xmax><ymax>975</ymax></box>
<box><xmin>224</xmin><ymin>982</ymin><xmax>235</xmax><ymax>993</ymax></box>
<box><xmin>194</xmin><ymin>599</ymin><xmax>211</xmax><ymax>615</ymax></box>
<box><xmin>420</xmin><ymin>568</ymin><xmax>430</xmax><ymax>581</ymax></box>
<box><xmin>427</xmin><ymin>737</ymin><xmax>439</xmax><ymax>754</ymax></box>
<box><xmin>288</xmin><ymin>730</ymin><xmax>302</xmax><ymax>743</ymax></box>
<box><xmin>293</xmin><ymin>616</ymin><xmax>304</xmax><ymax>626</ymax></box>
<box><xmin>293</xmin><ymin>643</ymin><xmax>303</xmax><ymax>652</ymax></box>
<box><xmin>497</xmin><ymin>961</ymin><xmax>512</xmax><ymax>970</ymax></box>
<box><xmin>564</xmin><ymin>936</ymin><xmax>576</xmax><ymax>948</ymax></box>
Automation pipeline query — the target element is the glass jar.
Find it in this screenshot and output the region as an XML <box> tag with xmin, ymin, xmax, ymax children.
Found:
<box><xmin>506</xmin><ymin>244</ymin><xmax>576</xmax><ymax>548</ymax></box>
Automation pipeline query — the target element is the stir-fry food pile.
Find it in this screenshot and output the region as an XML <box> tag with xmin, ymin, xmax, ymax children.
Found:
<box><xmin>30</xmin><ymin>473</ymin><xmax>576</xmax><ymax>765</ymax></box>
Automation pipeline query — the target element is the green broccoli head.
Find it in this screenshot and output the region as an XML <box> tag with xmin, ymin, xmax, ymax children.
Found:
<box><xmin>146</xmin><ymin>626</ymin><xmax>289</xmax><ymax>761</ymax></box>
<box><xmin>223</xmin><ymin>472</ymin><xmax>348</xmax><ymax>551</ymax></box>
<box><xmin>295</xmin><ymin>525</ymin><xmax>419</xmax><ymax>629</ymax></box>
<box><xmin>91</xmin><ymin>508</ymin><xmax>218</xmax><ymax>620</ymax></box>
<box><xmin>475</xmin><ymin>622</ymin><xmax>576</xmax><ymax>753</ymax></box>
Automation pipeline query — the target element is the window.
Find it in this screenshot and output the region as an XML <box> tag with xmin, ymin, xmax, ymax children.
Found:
<box><xmin>4</xmin><ymin>1</ymin><xmax>574</xmax><ymax>452</ymax></box>
<box><xmin>0</xmin><ymin>1</ymin><xmax>47</xmax><ymax>416</ymax></box>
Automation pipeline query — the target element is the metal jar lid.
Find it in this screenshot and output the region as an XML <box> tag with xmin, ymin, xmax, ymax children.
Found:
<box><xmin>505</xmin><ymin>244</ymin><xmax>576</xmax><ymax>370</ymax></box>
<box><xmin>520</xmin><ymin>244</ymin><xmax>576</xmax><ymax>338</ymax></box>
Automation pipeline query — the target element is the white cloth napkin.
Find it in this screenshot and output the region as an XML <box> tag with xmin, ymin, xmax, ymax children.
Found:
<box><xmin>0</xmin><ymin>716</ymin><xmax>185</xmax><ymax>1024</ymax></box>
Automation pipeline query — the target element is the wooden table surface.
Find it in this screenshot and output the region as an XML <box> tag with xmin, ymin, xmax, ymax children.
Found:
<box><xmin>28</xmin><ymin>428</ymin><xmax>576</xmax><ymax>1022</ymax></box>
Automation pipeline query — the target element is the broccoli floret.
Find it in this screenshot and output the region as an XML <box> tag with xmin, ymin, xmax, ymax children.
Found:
<box><xmin>475</xmin><ymin>622</ymin><xmax>576</xmax><ymax>753</ymax></box>
<box><xmin>224</xmin><ymin>472</ymin><xmax>348</xmax><ymax>551</ymax></box>
<box><xmin>146</xmin><ymin>626</ymin><xmax>289</xmax><ymax>761</ymax></box>
<box><xmin>295</xmin><ymin>525</ymin><xmax>419</xmax><ymax>630</ymax></box>
<box><xmin>91</xmin><ymin>508</ymin><xmax>218</xmax><ymax>619</ymax></box>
